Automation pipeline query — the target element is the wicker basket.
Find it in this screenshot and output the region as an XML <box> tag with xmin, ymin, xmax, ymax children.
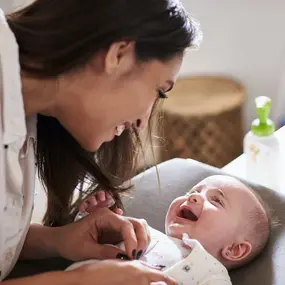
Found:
<box><xmin>159</xmin><ymin>76</ymin><xmax>245</xmax><ymax>168</ymax></box>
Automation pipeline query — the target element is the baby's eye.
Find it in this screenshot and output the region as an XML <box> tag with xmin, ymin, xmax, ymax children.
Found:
<box><xmin>212</xmin><ymin>196</ymin><xmax>223</xmax><ymax>207</ymax></box>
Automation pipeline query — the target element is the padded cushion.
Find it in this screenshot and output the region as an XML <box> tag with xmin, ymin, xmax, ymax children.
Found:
<box><xmin>125</xmin><ymin>158</ymin><xmax>285</xmax><ymax>285</ymax></box>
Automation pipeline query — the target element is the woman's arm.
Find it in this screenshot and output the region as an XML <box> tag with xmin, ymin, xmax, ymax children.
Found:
<box><xmin>3</xmin><ymin>260</ymin><xmax>178</xmax><ymax>285</ymax></box>
<box><xmin>20</xmin><ymin>224</ymin><xmax>60</xmax><ymax>259</ymax></box>
<box><xmin>3</xmin><ymin>271</ymin><xmax>78</xmax><ymax>285</ymax></box>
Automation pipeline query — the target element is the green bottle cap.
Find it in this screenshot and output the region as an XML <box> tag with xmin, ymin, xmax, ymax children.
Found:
<box><xmin>251</xmin><ymin>96</ymin><xmax>275</xmax><ymax>136</ymax></box>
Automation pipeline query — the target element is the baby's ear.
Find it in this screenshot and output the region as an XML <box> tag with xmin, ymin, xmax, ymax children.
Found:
<box><xmin>221</xmin><ymin>241</ymin><xmax>252</xmax><ymax>262</ymax></box>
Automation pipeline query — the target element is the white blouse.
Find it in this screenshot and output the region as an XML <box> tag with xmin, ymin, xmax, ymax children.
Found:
<box><xmin>0</xmin><ymin>9</ymin><xmax>36</xmax><ymax>280</ymax></box>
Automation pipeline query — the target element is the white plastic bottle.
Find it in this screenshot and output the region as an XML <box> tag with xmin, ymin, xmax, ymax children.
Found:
<box><xmin>243</xmin><ymin>96</ymin><xmax>280</xmax><ymax>190</ymax></box>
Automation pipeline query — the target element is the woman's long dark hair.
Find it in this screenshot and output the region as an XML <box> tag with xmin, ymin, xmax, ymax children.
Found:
<box><xmin>7</xmin><ymin>0</ymin><xmax>199</xmax><ymax>226</ymax></box>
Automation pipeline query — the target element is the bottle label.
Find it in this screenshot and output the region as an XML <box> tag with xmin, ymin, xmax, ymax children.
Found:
<box><xmin>245</xmin><ymin>140</ymin><xmax>280</xmax><ymax>189</ymax></box>
<box><xmin>247</xmin><ymin>142</ymin><xmax>272</xmax><ymax>163</ymax></box>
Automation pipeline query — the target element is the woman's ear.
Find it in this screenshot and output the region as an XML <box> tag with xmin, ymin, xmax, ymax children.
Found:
<box><xmin>222</xmin><ymin>241</ymin><xmax>252</xmax><ymax>262</ymax></box>
<box><xmin>104</xmin><ymin>41</ymin><xmax>136</xmax><ymax>76</ymax></box>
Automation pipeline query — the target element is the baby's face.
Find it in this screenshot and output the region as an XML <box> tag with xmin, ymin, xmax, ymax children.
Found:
<box><xmin>165</xmin><ymin>175</ymin><xmax>259</xmax><ymax>258</ymax></box>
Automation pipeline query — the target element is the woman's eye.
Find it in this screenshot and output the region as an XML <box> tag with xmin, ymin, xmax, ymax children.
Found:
<box><xmin>158</xmin><ymin>89</ymin><xmax>168</xmax><ymax>99</ymax></box>
<box><xmin>212</xmin><ymin>196</ymin><xmax>223</xmax><ymax>206</ymax></box>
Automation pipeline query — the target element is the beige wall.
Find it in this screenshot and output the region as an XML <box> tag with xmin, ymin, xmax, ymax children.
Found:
<box><xmin>0</xmin><ymin>0</ymin><xmax>33</xmax><ymax>13</ymax></box>
<box><xmin>181</xmin><ymin>0</ymin><xmax>285</xmax><ymax>131</ymax></box>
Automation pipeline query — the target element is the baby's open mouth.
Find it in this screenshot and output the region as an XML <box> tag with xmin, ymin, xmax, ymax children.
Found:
<box><xmin>178</xmin><ymin>207</ymin><xmax>198</xmax><ymax>221</ymax></box>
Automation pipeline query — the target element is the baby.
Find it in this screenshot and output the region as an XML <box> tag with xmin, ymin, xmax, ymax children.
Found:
<box><xmin>69</xmin><ymin>175</ymin><xmax>270</xmax><ymax>285</ymax></box>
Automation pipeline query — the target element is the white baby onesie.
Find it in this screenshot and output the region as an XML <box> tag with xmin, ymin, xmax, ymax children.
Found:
<box><xmin>66</xmin><ymin>227</ymin><xmax>232</xmax><ymax>285</ymax></box>
<box><xmin>139</xmin><ymin>227</ymin><xmax>232</xmax><ymax>285</ymax></box>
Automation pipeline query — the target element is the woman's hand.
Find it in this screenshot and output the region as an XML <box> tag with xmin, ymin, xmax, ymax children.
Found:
<box><xmin>76</xmin><ymin>260</ymin><xmax>178</xmax><ymax>285</ymax></box>
<box><xmin>55</xmin><ymin>207</ymin><xmax>150</xmax><ymax>261</ymax></box>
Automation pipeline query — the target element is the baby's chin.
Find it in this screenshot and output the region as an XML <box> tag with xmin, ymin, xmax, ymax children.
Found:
<box><xmin>166</xmin><ymin>223</ymin><xmax>185</xmax><ymax>240</ymax></box>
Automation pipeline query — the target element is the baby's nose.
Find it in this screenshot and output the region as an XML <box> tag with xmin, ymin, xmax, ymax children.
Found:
<box><xmin>188</xmin><ymin>193</ymin><xmax>204</xmax><ymax>205</ymax></box>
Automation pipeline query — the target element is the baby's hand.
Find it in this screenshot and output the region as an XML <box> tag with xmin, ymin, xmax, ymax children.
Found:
<box><xmin>79</xmin><ymin>190</ymin><xmax>123</xmax><ymax>215</ymax></box>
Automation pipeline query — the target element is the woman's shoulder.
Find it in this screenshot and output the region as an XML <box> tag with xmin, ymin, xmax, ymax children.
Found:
<box><xmin>0</xmin><ymin>8</ymin><xmax>27</xmax><ymax>145</ymax></box>
<box><xmin>0</xmin><ymin>10</ymin><xmax>4</xmax><ymax>135</ymax></box>
<box><xmin>0</xmin><ymin>9</ymin><xmax>4</xmax><ymax>99</ymax></box>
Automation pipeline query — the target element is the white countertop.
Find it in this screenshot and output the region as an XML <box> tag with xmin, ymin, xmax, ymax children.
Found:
<box><xmin>223</xmin><ymin>126</ymin><xmax>285</xmax><ymax>192</ymax></box>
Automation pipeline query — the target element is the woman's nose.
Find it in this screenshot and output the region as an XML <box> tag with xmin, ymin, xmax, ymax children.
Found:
<box><xmin>135</xmin><ymin>99</ymin><xmax>157</xmax><ymax>131</ymax></box>
<box><xmin>135</xmin><ymin>116</ymin><xmax>148</xmax><ymax>132</ymax></box>
<box><xmin>136</xmin><ymin>119</ymin><xmax>142</xmax><ymax>129</ymax></box>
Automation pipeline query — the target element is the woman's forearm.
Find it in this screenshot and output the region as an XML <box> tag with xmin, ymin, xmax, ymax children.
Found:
<box><xmin>3</xmin><ymin>271</ymin><xmax>78</xmax><ymax>285</ymax></box>
<box><xmin>20</xmin><ymin>224</ymin><xmax>60</xmax><ymax>259</ymax></box>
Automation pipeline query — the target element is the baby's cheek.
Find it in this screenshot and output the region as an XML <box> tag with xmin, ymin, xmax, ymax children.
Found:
<box><xmin>165</xmin><ymin>218</ymin><xmax>173</xmax><ymax>235</ymax></box>
<box><xmin>167</xmin><ymin>198</ymin><xmax>185</xmax><ymax>214</ymax></box>
<box><xmin>165</xmin><ymin>204</ymin><xmax>177</xmax><ymax>224</ymax></box>
<box><xmin>200</xmin><ymin>225</ymin><xmax>228</xmax><ymax>253</ymax></box>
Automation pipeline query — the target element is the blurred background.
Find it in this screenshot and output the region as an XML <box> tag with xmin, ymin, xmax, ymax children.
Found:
<box><xmin>1</xmin><ymin>0</ymin><xmax>285</xmax><ymax>169</ymax></box>
<box><xmin>180</xmin><ymin>1</ymin><xmax>285</xmax><ymax>131</ymax></box>
<box><xmin>2</xmin><ymin>0</ymin><xmax>285</xmax><ymax>223</ymax></box>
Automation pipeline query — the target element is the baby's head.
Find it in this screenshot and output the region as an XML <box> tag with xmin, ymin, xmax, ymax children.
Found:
<box><xmin>165</xmin><ymin>175</ymin><xmax>270</xmax><ymax>269</ymax></box>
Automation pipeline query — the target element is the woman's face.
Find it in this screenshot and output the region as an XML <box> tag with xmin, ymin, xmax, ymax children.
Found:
<box><xmin>54</xmin><ymin>42</ymin><xmax>183</xmax><ymax>151</ymax></box>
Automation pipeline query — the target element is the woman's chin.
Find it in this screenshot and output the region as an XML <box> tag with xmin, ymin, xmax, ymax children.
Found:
<box><xmin>80</xmin><ymin>133</ymin><xmax>115</xmax><ymax>152</ymax></box>
<box><xmin>105</xmin><ymin>134</ymin><xmax>116</xmax><ymax>143</ymax></box>
<box><xmin>80</xmin><ymin>138</ymin><xmax>102</xmax><ymax>152</ymax></box>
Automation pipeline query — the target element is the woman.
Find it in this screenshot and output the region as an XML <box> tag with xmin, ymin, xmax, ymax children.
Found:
<box><xmin>0</xmin><ymin>0</ymin><xmax>199</xmax><ymax>284</ymax></box>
